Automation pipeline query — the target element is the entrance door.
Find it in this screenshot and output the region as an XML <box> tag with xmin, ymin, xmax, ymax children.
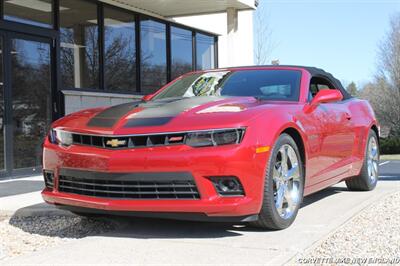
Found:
<box><xmin>0</xmin><ymin>32</ymin><xmax>53</xmax><ymax>177</ymax></box>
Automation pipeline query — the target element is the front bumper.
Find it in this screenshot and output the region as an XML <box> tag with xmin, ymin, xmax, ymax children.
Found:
<box><xmin>42</xmin><ymin>136</ymin><xmax>269</xmax><ymax>218</ymax></box>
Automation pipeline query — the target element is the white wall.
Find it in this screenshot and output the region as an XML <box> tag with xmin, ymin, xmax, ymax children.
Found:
<box><xmin>173</xmin><ymin>10</ymin><xmax>254</xmax><ymax>68</ymax></box>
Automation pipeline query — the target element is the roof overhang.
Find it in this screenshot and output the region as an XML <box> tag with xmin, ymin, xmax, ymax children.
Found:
<box><xmin>100</xmin><ymin>0</ymin><xmax>257</xmax><ymax>18</ymax></box>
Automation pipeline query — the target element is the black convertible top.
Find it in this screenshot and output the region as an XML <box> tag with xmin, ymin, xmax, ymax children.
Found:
<box><xmin>227</xmin><ymin>65</ymin><xmax>352</xmax><ymax>100</ymax></box>
<box><xmin>299</xmin><ymin>65</ymin><xmax>352</xmax><ymax>100</ymax></box>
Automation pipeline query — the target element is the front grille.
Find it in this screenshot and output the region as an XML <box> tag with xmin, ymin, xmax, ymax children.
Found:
<box><xmin>58</xmin><ymin>173</ymin><xmax>200</xmax><ymax>200</ymax></box>
<box><xmin>43</xmin><ymin>171</ymin><xmax>54</xmax><ymax>189</ymax></box>
<box><xmin>72</xmin><ymin>133</ymin><xmax>186</xmax><ymax>149</ymax></box>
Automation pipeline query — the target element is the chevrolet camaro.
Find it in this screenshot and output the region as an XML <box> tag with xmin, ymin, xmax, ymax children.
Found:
<box><xmin>42</xmin><ymin>66</ymin><xmax>379</xmax><ymax>229</ymax></box>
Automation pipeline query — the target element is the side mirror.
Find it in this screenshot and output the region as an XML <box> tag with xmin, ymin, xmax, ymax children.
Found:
<box><xmin>310</xmin><ymin>90</ymin><xmax>343</xmax><ymax>105</ymax></box>
<box><xmin>304</xmin><ymin>90</ymin><xmax>343</xmax><ymax>113</ymax></box>
<box><xmin>142</xmin><ymin>94</ymin><xmax>153</xmax><ymax>102</ymax></box>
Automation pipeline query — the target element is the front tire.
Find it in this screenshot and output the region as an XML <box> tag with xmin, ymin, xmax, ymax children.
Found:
<box><xmin>346</xmin><ymin>130</ymin><xmax>379</xmax><ymax>191</ymax></box>
<box><xmin>251</xmin><ymin>133</ymin><xmax>304</xmax><ymax>230</ymax></box>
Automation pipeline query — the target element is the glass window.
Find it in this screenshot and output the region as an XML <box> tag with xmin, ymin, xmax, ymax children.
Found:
<box><xmin>171</xmin><ymin>27</ymin><xmax>193</xmax><ymax>80</ymax></box>
<box><xmin>59</xmin><ymin>0</ymin><xmax>99</xmax><ymax>89</ymax></box>
<box><xmin>104</xmin><ymin>8</ymin><xmax>136</xmax><ymax>92</ymax></box>
<box><xmin>140</xmin><ymin>19</ymin><xmax>167</xmax><ymax>95</ymax></box>
<box><xmin>11</xmin><ymin>39</ymin><xmax>52</xmax><ymax>169</ymax></box>
<box><xmin>153</xmin><ymin>70</ymin><xmax>302</xmax><ymax>101</ymax></box>
<box><xmin>4</xmin><ymin>0</ymin><xmax>53</xmax><ymax>28</ymax></box>
<box><xmin>196</xmin><ymin>33</ymin><xmax>215</xmax><ymax>70</ymax></box>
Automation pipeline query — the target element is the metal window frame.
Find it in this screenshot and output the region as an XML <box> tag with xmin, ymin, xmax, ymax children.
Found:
<box><xmin>135</xmin><ymin>15</ymin><xmax>141</xmax><ymax>93</ymax></box>
<box><xmin>214</xmin><ymin>35</ymin><xmax>219</xmax><ymax>68</ymax></box>
<box><xmin>98</xmin><ymin>2</ymin><xmax>105</xmax><ymax>92</ymax></box>
<box><xmin>166</xmin><ymin>23</ymin><xmax>171</xmax><ymax>82</ymax></box>
<box><xmin>192</xmin><ymin>30</ymin><xmax>197</xmax><ymax>70</ymax></box>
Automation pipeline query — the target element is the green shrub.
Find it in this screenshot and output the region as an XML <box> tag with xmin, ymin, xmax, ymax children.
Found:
<box><xmin>380</xmin><ymin>138</ymin><xmax>400</xmax><ymax>154</ymax></box>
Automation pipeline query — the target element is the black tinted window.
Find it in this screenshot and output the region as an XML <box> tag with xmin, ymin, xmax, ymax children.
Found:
<box><xmin>140</xmin><ymin>19</ymin><xmax>167</xmax><ymax>95</ymax></box>
<box><xmin>104</xmin><ymin>7</ymin><xmax>136</xmax><ymax>92</ymax></box>
<box><xmin>220</xmin><ymin>70</ymin><xmax>301</xmax><ymax>100</ymax></box>
<box><xmin>171</xmin><ymin>27</ymin><xmax>193</xmax><ymax>79</ymax></box>
<box><xmin>153</xmin><ymin>70</ymin><xmax>302</xmax><ymax>101</ymax></box>
<box><xmin>60</xmin><ymin>0</ymin><xmax>99</xmax><ymax>89</ymax></box>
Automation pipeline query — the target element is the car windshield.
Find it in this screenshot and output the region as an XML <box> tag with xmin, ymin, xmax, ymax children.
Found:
<box><xmin>152</xmin><ymin>69</ymin><xmax>302</xmax><ymax>101</ymax></box>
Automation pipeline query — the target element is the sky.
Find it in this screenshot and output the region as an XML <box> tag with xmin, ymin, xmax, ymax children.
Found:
<box><xmin>255</xmin><ymin>0</ymin><xmax>400</xmax><ymax>87</ymax></box>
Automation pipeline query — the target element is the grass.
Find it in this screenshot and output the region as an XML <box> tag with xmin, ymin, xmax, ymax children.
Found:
<box><xmin>381</xmin><ymin>154</ymin><xmax>400</xmax><ymax>160</ymax></box>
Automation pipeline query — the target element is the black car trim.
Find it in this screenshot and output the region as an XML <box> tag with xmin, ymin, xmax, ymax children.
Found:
<box><xmin>64</xmin><ymin>127</ymin><xmax>244</xmax><ymax>138</ymax></box>
<box><xmin>59</xmin><ymin>169</ymin><xmax>194</xmax><ymax>182</ymax></box>
<box><xmin>57</xmin><ymin>169</ymin><xmax>200</xmax><ymax>200</ymax></box>
<box><xmin>55</xmin><ymin>205</ymin><xmax>259</xmax><ymax>222</ymax></box>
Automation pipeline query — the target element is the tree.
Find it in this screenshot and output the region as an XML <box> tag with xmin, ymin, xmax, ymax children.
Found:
<box><xmin>346</xmin><ymin>82</ymin><xmax>358</xmax><ymax>96</ymax></box>
<box><xmin>360</xmin><ymin>77</ymin><xmax>400</xmax><ymax>137</ymax></box>
<box><xmin>253</xmin><ymin>1</ymin><xmax>276</xmax><ymax>65</ymax></box>
<box><xmin>378</xmin><ymin>14</ymin><xmax>400</xmax><ymax>94</ymax></box>
<box><xmin>361</xmin><ymin>14</ymin><xmax>400</xmax><ymax>137</ymax></box>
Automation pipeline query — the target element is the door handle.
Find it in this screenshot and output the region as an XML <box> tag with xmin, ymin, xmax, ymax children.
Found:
<box><xmin>345</xmin><ymin>113</ymin><xmax>352</xmax><ymax>120</ymax></box>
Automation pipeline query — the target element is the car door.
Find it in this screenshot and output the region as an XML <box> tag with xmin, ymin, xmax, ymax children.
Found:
<box><xmin>305</xmin><ymin>78</ymin><xmax>355</xmax><ymax>184</ymax></box>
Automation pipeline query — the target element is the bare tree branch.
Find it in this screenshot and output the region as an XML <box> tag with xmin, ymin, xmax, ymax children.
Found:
<box><xmin>253</xmin><ymin>1</ymin><xmax>276</xmax><ymax>65</ymax></box>
<box><xmin>361</xmin><ymin>13</ymin><xmax>400</xmax><ymax>137</ymax></box>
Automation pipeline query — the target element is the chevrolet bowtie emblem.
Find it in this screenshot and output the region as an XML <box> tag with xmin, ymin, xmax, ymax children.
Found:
<box><xmin>106</xmin><ymin>139</ymin><xmax>126</xmax><ymax>147</ymax></box>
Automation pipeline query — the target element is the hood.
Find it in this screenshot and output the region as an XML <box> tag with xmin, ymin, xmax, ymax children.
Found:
<box><xmin>54</xmin><ymin>96</ymin><xmax>290</xmax><ymax>135</ymax></box>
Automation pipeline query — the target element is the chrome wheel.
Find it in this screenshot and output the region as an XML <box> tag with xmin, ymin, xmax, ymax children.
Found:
<box><xmin>367</xmin><ymin>137</ymin><xmax>379</xmax><ymax>183</ymax></box>
<box><xmin>273</xmin><ymin>144</ymin><xmax>301</xmax><ymax>220</ymax></box>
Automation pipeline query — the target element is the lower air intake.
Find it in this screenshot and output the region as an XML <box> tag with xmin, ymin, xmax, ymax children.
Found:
<box><xmin>58</xmin><ymin>169</ymin><xmax>200</xmax><ymax>200</ymax></box>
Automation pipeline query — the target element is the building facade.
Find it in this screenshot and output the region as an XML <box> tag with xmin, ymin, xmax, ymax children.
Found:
<box><xmin>0</xmin><ymin>0</ymin><xmax>256</xmax><ymax>178</ymax></box>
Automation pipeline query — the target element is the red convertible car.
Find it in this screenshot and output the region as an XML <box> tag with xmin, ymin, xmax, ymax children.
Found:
<box><xmin>42</xmin><ymin>66</ymin><xmax>379</xmax><ymax>229</ymax></box>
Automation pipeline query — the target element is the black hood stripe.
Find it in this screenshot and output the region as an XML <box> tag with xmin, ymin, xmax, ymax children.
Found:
<box><xmin>131</xmin><ymin>96</ymin><xmax>223</xmax><ymax>119</ymax></box>
<box><xmin>87</xmin><ymin>101</ymin><xmax>142</xmax><ymax>128</ymax></box>
<box><xmin>88</xmin><ymin>96</ymin><xmax>225</xmax><ymax>128</ymax></box>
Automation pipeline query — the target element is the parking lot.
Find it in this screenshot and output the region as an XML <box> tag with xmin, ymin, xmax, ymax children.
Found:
<box><xmin>1</xmin><ymin>161</ymin><xmax>399</xmax><ymax>265</ymax></box>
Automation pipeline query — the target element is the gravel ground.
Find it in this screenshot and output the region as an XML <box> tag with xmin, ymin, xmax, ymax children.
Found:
<box><xmin>295</xmin><ymin>191</ymin><xmax>400</xmax><ymax>265</ymax></box>
<box><xmin>0</xmin><ymin>214</ymin><xmax>116</xmax><ymax>261</ymax></box>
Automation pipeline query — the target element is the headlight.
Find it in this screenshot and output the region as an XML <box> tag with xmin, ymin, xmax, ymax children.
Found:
<box><xmin>49</xmin><ymin>129</ymin><xmax>73</xmax><ymax>146</ymax></box>
<box><xmin>185</xmin><ymin>128</ymin><xmax>245</xmax><ymax>147</ymax></box>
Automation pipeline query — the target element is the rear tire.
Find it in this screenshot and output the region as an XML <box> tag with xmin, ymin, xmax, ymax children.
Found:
<box><xmin>346</xmin><ymin>130</ymin><xmax>379</xmax><ymax>191</ymax></box>
<box><xmin>251</xmin><ymin>133</ymin><xmax>304</xmax><ymax>230</ymax></box>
